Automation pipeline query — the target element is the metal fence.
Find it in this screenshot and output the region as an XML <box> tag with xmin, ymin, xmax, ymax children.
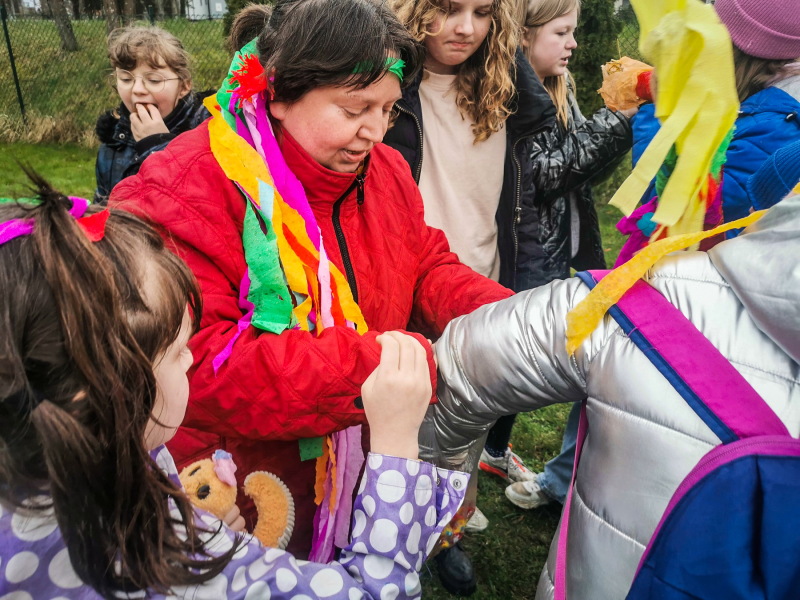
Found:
<box><xmin>1</xmin><ymin>7</ymin><xmax>642</xmax><ymax>140</ymax></box>
<box><xmin>0</xmin><ymin>7</ymin><xmax>229</xmax><ymax>134</ymax></box>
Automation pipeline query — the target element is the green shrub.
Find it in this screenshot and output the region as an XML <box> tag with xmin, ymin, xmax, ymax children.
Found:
<box><xmin>571</xmin><ymin>0</ymin><xmax>625</xmax><ymax>114</ymax></box>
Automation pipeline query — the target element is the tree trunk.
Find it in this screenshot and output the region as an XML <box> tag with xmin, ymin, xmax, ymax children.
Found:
<box><xmin>154</xmin><ymin>0</ymin><xmax>163</xmax><ymax>18</ymax></box>
<box><xmin>122</xmin><ymin>0</ymin><xmax>133</xmax><ymax>23</ymax></box>
<box><xmin>48</xmin><ymin>0</ymin><xmax>78</xmax><ymax>51</ymax></box>
<box><xmin>170</xmin><ymin>0</ymin><xmax>178</xmax><ymax>17</ymax></box>
<box><xmin>77</xmin><ymin>0</ymin><xmax>84</xmax><ymax>18</ymax></box>
<box><xmin>103</xmin><ymin>0</ymin><xmax>118</xmax><ymax>33</ymax></box>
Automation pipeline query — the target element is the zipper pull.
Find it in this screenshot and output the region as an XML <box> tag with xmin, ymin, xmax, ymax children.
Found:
<box><xmin>515</xmin><ymin>206</ymin><xmax>522</xmax><ymax>224</ymax></box>
<box><xmin>356</xmin><ymin>174</ymin><xmax>366</xmax><ymax>209</ymax></box>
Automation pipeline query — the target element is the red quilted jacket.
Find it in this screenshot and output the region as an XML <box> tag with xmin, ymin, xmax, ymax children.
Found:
<box><xmin>111</xmin><ymin>122</ymin><xmax>512</xmax><ymax>556</ymax></box>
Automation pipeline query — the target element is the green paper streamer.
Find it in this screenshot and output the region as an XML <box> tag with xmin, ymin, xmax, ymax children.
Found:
<box><xmin>299</xmin><ymin>436</ymin><xmax>325</xmax><ymax>461</ymax></box>
<box><xmin>242</xmin><ymin>203</ymin><xmax>295</xmax><ymax>334</ymax></box>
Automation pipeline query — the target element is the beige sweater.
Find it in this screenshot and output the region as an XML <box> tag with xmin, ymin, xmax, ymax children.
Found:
<box><xmin>417</xmin><ymin>71</ymin><xmax>507</xmax><ymax>281</ymax></box>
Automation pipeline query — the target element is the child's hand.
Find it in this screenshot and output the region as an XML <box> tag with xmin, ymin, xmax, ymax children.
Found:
<box><xmin>222</xmin><ymin>504</ymin><xmax>246</xmax><ymax>533</ymax></box>
<box><xmin>130</xmin><ymin>103</ymin><xmax>170</xmax><ymax>141</ymax></box>
<box><xmin>362</xmin><ymin>331</ymin><xmax>432</xmax><ymax>460</ymax></box>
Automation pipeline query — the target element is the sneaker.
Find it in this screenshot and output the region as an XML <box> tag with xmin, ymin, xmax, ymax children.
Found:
<box><xmin>479</xmin><ymin>445</ymin><xmax>536</xmax><ymax>483</ymax></box>
<box><xmin>505</xmin><ymin>477</ymin><xmax>553</xmax><ymax>510</ymax></box>
<box><xmin>465</xmin><ymin>506</ymin><xmax>488</xmax><ymax>533</ymax></box>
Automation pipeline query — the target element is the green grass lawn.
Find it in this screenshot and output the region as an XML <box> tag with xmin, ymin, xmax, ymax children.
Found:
<box><xmin>0</xmin><ymin>142</ymin><xmax>628</xmax><ymax>599</ymax></box>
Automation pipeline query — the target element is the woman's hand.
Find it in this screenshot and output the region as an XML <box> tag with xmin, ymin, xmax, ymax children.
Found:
<box><xmin>130</xmin><ymin>103</ymin><xmax>169</xmax><ymax>141</ymax></box>
<box><xmin>223</xmin><ymin>504</ymin><xmax>246</xmax><ymax>533</ymax></box>
<box><xmin>362</xmin><ymin>331</ymin><xmax>432</xmax><ymax>460</ymax></box>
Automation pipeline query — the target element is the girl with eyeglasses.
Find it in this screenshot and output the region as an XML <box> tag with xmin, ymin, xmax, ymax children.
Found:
<box><xmin>94</xmin><ymin>27</ymin><xmax>214</xmax><ymax>203</ymax></box>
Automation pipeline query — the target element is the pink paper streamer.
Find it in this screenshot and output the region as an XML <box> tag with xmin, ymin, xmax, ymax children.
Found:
<box><xmin>334</xmin><ymin>425</ymin><xmax>365</xmax><ymax>548</ymax></box>
<box><xmin>308</xmin><ymin>426</ymin><xmax>365</xmax><ymax>562</ymax></box>
<box><xmin>212</xmin><ymin>269</ymin><xmax>256</xmax><ymax>375</ymax></box>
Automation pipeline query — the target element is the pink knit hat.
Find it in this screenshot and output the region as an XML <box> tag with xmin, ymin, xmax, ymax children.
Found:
<box><xmin>715</xmin><ymin>0</ymin><xmax>800</xmax><ymax>60</ymax></box>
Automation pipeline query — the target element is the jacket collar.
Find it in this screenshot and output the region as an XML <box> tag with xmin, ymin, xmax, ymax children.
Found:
<box><xmin>506</xmin><ymin>47</ymin><xmax>557</xmax><ymax>140</ymax></box>
<box><xmin>398</xmin><ymin>47</ymin><xmax>556</xmax><ymax>141</ymax></box>
<box><xmin>280</xmin><ymin>128</ymin><xmax>368</xmax><ymax>210</ymax></box>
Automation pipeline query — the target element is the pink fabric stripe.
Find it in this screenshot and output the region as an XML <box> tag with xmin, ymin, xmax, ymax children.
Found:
<box><xmin>0</xmin><ymin>219</ymin><xmax>34</xmax><ymax>245</ymax></box>
<box><xmin>554</xmin><ymin>400</ymin><xmax>588</xmax><ymax>600</ymax></box>
<box><xmin>590</xmin><ymin>270</ymin><xmax>790</xmax><ymax>439</ymax></box>
<box><xmin>251</xmin><ymin>95</ymin><xmax>322</xmax><ymax>250</ymax></box>
<box><xmin>634</xmin><ymin>436</ymin><xmax>800</xmax><ymax>576</ymax></box>
<box><xmin>212</xmin><ymin>269</ymin><xmax>255</xmax><ymax>375</ymax></box>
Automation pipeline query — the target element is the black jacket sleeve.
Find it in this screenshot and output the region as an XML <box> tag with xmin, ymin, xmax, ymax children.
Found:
<box><xmin>530</xmin><ymin>107</ymin><xmax>633</xmax><ymax>206</ymax></box>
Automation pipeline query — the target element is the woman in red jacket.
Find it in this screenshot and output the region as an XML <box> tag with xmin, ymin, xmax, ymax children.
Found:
<box><xmin>112</xmin><ymin>0</ymin><xmax>511</xmax><ymax>559</ymax></box>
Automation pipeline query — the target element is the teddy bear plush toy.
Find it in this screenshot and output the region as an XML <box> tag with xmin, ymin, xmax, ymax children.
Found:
<box><xmin>178</xmin><ymin>450</ymin><xmax>295</xmax><ymax>550</ymax></box>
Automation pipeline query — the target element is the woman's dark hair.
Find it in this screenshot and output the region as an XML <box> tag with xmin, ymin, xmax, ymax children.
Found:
<box><xmin>229</xmin><ymin>0</ymin><xmax>424</xmax><ymax>102</ymax></box>
<box><xmin>0</xmin><ymin>172</ymin><xmax>239</xmax><ymax>597</ymax></box>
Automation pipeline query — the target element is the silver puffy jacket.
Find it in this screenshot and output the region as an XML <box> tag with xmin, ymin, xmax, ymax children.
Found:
<box><xmin>431</xmin><ymin>194</ymin><xmax>800</xmax><ymax>600</ymax></box>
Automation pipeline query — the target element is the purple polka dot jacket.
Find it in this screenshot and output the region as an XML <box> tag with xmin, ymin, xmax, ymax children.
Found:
<box><xmin>0</xmin><ymin>446</ymin><xmax>469</xmax><ymax>599</ymax></box>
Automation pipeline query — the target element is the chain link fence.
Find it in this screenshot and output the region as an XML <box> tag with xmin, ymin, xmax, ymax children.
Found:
<box><xmin>1</xmin><ymin>8</ymin><xmax>228</xmax><ymax>141</ymax></box>
<box><xmin>1</xmin><ymin>7</ymin><xmax>642</xmax><ymax>143</ymax></box>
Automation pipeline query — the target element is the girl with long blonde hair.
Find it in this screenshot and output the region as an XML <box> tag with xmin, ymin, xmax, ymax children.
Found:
<box><xmin>384</xmin><ymin>0</ymin><xmax>557</xmax><ymax>594</ymax></box>
<box><xmin>480</xmin><ymin>0</ymin><xmax>637</xmax><ymax>517</ymax></box>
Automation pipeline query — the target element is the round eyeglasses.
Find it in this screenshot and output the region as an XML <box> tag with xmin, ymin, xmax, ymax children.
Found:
<box><xmin>109</xmin><ymin>70</ymin><xmax>181</xmax><ymax>93</ymax></box>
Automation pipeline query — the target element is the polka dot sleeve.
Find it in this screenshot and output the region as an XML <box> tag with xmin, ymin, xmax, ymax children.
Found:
<box><xmin>0</xmin><ymin>449</ymin><xmax>468</xmax><ymax>599</ymax></box>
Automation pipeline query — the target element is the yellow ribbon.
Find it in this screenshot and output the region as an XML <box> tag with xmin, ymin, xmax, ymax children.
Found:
<box><xmin>566</xmin><ymin>210</ymin><xmax>766</xmax><ymax>355</ymax></box>
<box><xmin>612</xmin><ymin>0</ymin><xmax>739</xmax><ymax>235</ymax></box>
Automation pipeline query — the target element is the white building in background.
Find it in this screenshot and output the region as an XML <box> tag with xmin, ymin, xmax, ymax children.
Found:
<box><xmin>186</xmin><ymin>0</ymin><xmax>226</xmax><ymax>20</ymax></box>
<box><xmin>21</xmin><ymin>0</ymin><xmax>42</xmax><ymax>12</ymax></box>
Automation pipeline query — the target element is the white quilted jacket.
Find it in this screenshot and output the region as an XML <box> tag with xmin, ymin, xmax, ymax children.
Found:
<box><xmin>432</xmin><ymin>195</ymin><xmax>800</xmax><ymax>599</ymax></box>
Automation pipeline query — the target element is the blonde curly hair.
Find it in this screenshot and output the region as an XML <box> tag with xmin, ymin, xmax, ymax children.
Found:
<box><xmin>392</xmin><ymin>0</ymin><xmax>521</xmax><ymax>143</ymax></box>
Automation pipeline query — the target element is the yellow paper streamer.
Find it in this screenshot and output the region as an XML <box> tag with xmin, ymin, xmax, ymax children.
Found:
<box><xmin>610</xmin><ymin>0</ymin><xmax>739</xmax><ymax>232</ymax></box>
<box><xmin>565</xmin><ymin>210</ymin><xmax>766</xmax><ymax>355</ymax></box>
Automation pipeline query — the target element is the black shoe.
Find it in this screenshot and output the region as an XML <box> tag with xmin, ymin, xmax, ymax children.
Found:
<box><xmin>434</xmin><ymin>542</ymin><xmax>477</xmax><ymax>597</ymax></box>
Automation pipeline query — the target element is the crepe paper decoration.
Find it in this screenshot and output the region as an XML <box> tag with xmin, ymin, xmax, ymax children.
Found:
<box><xmin>0</xmin><ymin>219</ymin><xmax>34</xmax><ymax>245</ymax></box>
<box><xmin>212</xmin><ymin>270</ymin><xmax>256</xmax><ymax>375</ymax></box>
<box><xmin>212</xmin><ymin>449</ymin><xmax>238</xmax><ymax>487</ymax></box>
<box><xmin>333</xmin><ymin>425</ymin><xmax>366</xmax><ymax>549</ymax></box>
<box><xmin>610</xmin><ymin>0</ymin><xmax>739</xmax><ymax>236</ymax></box>
<box><xmin>68</xmin><ymin>196</ymin><xmax>89</xmax><ymax>218</ymax></box>
<box><xmin>77</xmin><ymin>209</ymin><xmax>109</xmax><ymax>242</ymax></box>
<box><xmin>353</xmin><ymin>57</ymin><xmax>406</xmax><ymax>83</ymax></box>
<box><xmin>227</xmin><ymin>51</ymin><xmax>267</xmax><ymax>109</ymax></box>
<box><xmin>209</xmin><ymin>40</ymin><xmax>371</xmax><ymax>564</ymax></box>
<box><xmin>0</xmin><ymin>196</ymin><xmax>100</xmax><ymax>246</ymax></box>
<box><xmin>299</xmin><ymin>436</ymin><xmax>325</xmax><ymax>462</ymax></box>
<box><xmin>314</xmin><ymin>437</ymin><xmax>330</xmax><ymax>505</ymax></box>
<box><xmin>636</xmin><ymin>71</ymin><xmax>653</xmax><ymax>102</ymax></box>
<box><xmin>566</xmin><ymin>210</ymin><xmax>765</xmax><ymax>356</ymax></box>
<box><xmin>597</xmin><ymin>57</ymin><xmax>654</xmax><ymax>112</ymax></box>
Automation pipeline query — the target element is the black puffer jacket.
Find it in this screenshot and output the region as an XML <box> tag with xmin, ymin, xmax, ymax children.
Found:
<box><xmin>383</xmin><ymin>48</ymin><xmax>557</xmax><ymax>292</ymax></box>
<box><xmin>523</xmin><ymin>89</ymin><xmax>633</xmax><ymax>289</ymax></box>
<box><xmin>94</xmin><ymin>90</ymin><xmax>213</xmax><ymax>203</ymax></box>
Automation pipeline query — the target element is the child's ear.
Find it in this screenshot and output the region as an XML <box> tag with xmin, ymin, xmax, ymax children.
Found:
<box><xmin>178</xmin><ymin>81</ymin><xmax>191</xmax><ymax>100</ymax></box>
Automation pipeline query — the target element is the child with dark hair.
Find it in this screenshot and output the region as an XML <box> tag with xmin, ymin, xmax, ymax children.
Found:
<box><xmin>0</xmin><ymin>174</ymin><xmax>468</xmax><ymax>599</ymax></box>
<box><xmin>94</xmin><ymin>27</ymin><xmax>213</xmax><ymax>203</ymax></box>
<box><xmin>112</xmin><ymin>0</ymin><xmax>512</xmax><ymax>562</ymax></box>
